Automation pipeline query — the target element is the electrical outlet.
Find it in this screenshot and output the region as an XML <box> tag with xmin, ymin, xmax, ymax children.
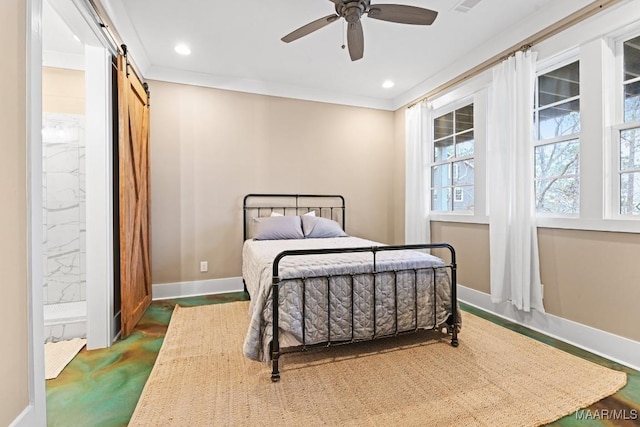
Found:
<box><xmin>200</xmin><ymin>261</ymin><xmax>208</xmax><ymax>272</ymax></box>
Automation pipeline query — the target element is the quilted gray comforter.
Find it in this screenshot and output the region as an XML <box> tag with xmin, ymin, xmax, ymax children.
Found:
<box><xmin>242</xmin><ymin>237</ymin><xmax>455</xmax><ymax>363</ymax></box>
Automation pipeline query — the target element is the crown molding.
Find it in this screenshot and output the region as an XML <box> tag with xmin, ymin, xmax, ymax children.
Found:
<box><xmin>145</xmin><ymin>65</ymin><xmax>396</xmax><ymax>111</ymax></box>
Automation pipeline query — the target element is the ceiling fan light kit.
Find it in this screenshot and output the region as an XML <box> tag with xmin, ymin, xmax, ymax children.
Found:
<box><xmin>281</xmin><ymin>0</ymin><xmax>438</xmax><ymax>61</ymax></box>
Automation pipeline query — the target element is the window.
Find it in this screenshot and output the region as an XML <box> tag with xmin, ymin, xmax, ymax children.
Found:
<box><xmin>533</xmin><ymin>61</ymin><xmax>580</xmax><ymax>214</ymax></box>
<box><xmin>619</xmin><ymin>35</ymin><xmax>640</xmax><ymax>216</ymax></box>
<box><xmin>430</xmin><ymin>104</ymin><xmax>474</xmax><ymax>212</ymax></box>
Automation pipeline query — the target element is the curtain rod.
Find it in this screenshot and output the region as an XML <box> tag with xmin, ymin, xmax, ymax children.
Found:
<box><xmin>406</xmin><ymin>0</ymin><xmax>621</xmax><ymax>110</ymax></box>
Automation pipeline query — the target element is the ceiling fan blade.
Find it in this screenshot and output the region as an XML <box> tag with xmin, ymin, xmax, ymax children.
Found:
<box><xmin>281</xmin><ymin>14</ymin><xmax>340</xmax><ymax>43</ymax></box>
<box><xmin>367</xmin><ymin>4</ymin><xmax>438</xmax><ymax>25</ymax></box>
<box><xmin>347</xmin><ymin>20</ymin><xmax>364</xmax><ymax>61</ymax></box>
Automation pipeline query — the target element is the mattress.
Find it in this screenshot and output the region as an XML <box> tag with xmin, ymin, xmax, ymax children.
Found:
<box><xmin>242</xmin><ymin>237</ymin><xmax>454</xmax><ymax>363</ymax></box>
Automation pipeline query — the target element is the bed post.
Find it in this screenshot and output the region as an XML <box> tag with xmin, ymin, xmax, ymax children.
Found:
<box><xmin>271</xmin><ymin>278</ymin><xmax>281</xmax><ymax>382</ymax></box>
<box><xmin>448</xmin><ymin>244</ymin><xmax>459</xmax><ymax>347</ymax></box>
<box><xmin>243</xmin><ymin>194</ymin><xmax>250</xmax><ymax>242</ymax></box>
<box><xmin>338</xmin><ymin>195</ymin><xmax>345</xmax><ymax>231</ymax></box>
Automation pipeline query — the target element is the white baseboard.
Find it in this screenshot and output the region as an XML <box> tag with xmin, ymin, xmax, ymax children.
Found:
<box><xmin>458</xmin><ymin>285</ymin><xmax>640</xmax><ymax>372</ymax></box>
<box><xmin>10</xmin><ymin>405</ymin><xmax>35</xmax><ymax>427</ymax></box>
<box><xmin>152</xmin><ymin>277</ymin><xmax>244</xmax><ymax>301</ymax></box>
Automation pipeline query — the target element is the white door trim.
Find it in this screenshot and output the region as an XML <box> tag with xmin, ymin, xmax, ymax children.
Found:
<box><xmin>85</xmin><ymin>45</ymin><xmax>115</xmax><ymax>349</ymax></box>
<box><xmin>23</xmin><ymin>0</ymin><xmax>116</xmax><ymax>424</ymax></box>
<box><xmin>26</xmin><ymin>0</ymin><xmax>46</xmax><ymax>424</ymax></box>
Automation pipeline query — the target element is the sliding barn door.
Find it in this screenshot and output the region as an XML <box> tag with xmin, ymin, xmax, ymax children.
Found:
<box><xmin>117</xmin><ymin>54</ymin><xmax>151</xmax><ymax>338</ymax></box>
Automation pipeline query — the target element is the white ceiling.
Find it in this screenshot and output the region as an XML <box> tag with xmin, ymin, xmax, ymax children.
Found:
<box><xmin>91</xmin><ymin>0</ymin><xmax>596</xmax><ymax>109</ymax></box>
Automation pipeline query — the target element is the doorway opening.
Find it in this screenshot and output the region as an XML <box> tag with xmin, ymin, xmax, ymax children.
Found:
<box><xmin>41</xmin><ymin>0</ymin><xmax>119</xmax><ymax>350</ymax></box>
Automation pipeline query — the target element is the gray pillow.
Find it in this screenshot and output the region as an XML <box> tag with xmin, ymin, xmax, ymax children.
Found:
<box><xmin>301</xmin><ymin>215</ymin><xmax>348</xmax><ymax>238</ymax></box>
<box><xmin>253</xmin><ymin>216</ymin><xmax>304</xmax><ymax>240</ymax></box>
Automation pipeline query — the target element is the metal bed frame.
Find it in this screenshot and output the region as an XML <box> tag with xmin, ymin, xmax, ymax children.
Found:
<box><xmin>243</xmin><ymin>194</ymin><xmax>458</xmax><ymax>382</ymax></box>
<box><xmin>243</xmin><ymin>193</ymin><xmax>346</xmax><ymax>241</ymax></box>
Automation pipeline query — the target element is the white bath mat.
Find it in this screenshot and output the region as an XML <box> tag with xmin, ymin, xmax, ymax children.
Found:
<box><xmin>45</xmin><ymin>338</ymin><xmax>86</xmax><ymax>380</ymax></box>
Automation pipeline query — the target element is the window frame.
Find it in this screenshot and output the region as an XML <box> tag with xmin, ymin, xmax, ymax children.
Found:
<box><xmin>533</xmin><ymin>55</ymin><xmax>581</xmax><ymax>218</ymax></box>
<box><xmin>610</xmin><ymin>31</ymin><xmax>640</xmax><ymax>219</ymax></box>
<box><xmin>414</xmin><ymin>8</ymin><xmax>640</xmax><ymax>233</ymax></box>
<box><xmin>429</xmin><ymin>98</ymin><xmax>476</xmax><ymax>215</ymax></box>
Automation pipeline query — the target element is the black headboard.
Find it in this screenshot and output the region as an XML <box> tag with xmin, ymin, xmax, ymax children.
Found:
<box><xmin>243</xmin><ymin>194</ymin><xmax>345</xmax><ymax>241</ymax></box>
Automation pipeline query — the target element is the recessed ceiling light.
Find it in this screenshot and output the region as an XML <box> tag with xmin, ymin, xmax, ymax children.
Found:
<box><xmin>174</xmin><ymin>44</ymin><xmax>191</xmax><ymax>56</ymax></box>
<box><xmin>382</xmin><ymin>80</ymin><xmax>395</xmax><ymax>89</ymax></box>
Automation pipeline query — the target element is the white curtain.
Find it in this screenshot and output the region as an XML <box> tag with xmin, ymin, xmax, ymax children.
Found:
<box><xmin>405</xmin><ymin>100</ymin><xmax>431</xmax><ymax>244</ymax></box>
<box><xmin>487</xmin><ymin>50</ymin><xmax>545</xmax><ymax>312</ymax></box>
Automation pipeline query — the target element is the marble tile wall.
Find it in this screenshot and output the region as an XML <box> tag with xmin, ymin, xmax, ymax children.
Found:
<box><xmin>42</xmin><ymin>113</ymin><xmax>86</xmax><ymax>306</ymax></box>
<box><xmin>43</xmin><ymin>301</ymin><xmax>87</xmax><ymax>343</ymax></box>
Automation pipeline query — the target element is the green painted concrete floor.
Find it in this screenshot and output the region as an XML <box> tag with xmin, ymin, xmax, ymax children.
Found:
<box><xmin>46</xmin><ymin>293</ymin><xmax>639</xmax><ymax>426</ymax></box>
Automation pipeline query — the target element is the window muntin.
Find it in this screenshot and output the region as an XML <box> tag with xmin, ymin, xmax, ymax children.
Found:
<box><xmin>430</xmin><ymin>104</ymin><xmax>474</xmax><ymax>212</ymax></box>
<box><xmin>534</xmin><ymin>61</ymin><xmax>580</xmax><ymax>214</ymax></box>
<box><xmin>618</xmin><ymin>35</ymin><xmax>640</xmax><ymax>216</ymax></box>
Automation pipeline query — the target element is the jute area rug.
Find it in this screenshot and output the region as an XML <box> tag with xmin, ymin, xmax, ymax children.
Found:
<box><xmin>129</xmin><ymin>302</ymin><xmax>626</xmax><ymax>426</ymax></box>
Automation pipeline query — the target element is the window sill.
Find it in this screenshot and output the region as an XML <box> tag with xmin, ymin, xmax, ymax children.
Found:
<box><xmin>429</xmin><ymin>213</ymin><xmax>489</xmax><ymax>224</ymax></box>
<box><xmin>536</xmin><ymin>217</ymin><xmax>640</xmax><ymax>234</ymax></box>
<box><xmin>427</xmin><ymin>215</ymin><xmax>640</xmax><ymax>233</ymax></box>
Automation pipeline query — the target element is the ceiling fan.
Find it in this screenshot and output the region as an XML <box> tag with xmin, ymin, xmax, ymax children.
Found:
<box><xmin>281</xmin><ymin>0</ymin><xmax>438</xmax><ymax>61</ymax></box>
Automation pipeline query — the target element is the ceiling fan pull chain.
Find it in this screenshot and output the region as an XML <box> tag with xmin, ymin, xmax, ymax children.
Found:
<box><xmin>342</xmin><ymin>21</ymin><xmax>346</xmax><ymax>50</ymax></box>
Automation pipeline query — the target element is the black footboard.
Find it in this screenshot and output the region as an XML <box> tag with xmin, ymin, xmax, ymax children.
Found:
<box><xmin>269</xmin><ymin>243</ymin><xmax>458</xmax><ymax>382</ymax></box>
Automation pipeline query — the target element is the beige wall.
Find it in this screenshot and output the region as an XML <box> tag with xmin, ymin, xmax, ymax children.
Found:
<box><xmin>149</xmin><ymin>81</ymin><xmax>640</xmax><ymax>344</ymax></box>
<box><xmin>431</xmin><ymin>222</ymin><xmax>491</xmax><ymax>294</ymax></box>
<box><xmin>0</xmin><ymin>0</ymin><xmax>29</xmax><ymax>424</ymax></box>
<box><xmin>391</xmin><ymin>108</ymin><xmax>406</xmax><ymax>245</ymax></box>
<box><xmin>43</xmin><ymin>66</ymin><xmax>85</xmax><ymax>114</ymax></box>
<box><xmin>537</xmin><ymin>228</ymin><xmax>640</xmax><ymax>342</ymax></box>
<box><xmin>431</xmin><ymin>222</ymin><xmax>640</xmax><ymax>342</ymax></box>
<box><xmin>149</xmin><ymin>80</ymin><xmax>395</xmax><ymax>284</ymax></box>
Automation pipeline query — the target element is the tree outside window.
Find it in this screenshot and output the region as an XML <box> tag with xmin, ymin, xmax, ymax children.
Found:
<box><xmin>533</xmin><ymin>61</ymin><xmax>580</xmax><ymax>214</ymax></box>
